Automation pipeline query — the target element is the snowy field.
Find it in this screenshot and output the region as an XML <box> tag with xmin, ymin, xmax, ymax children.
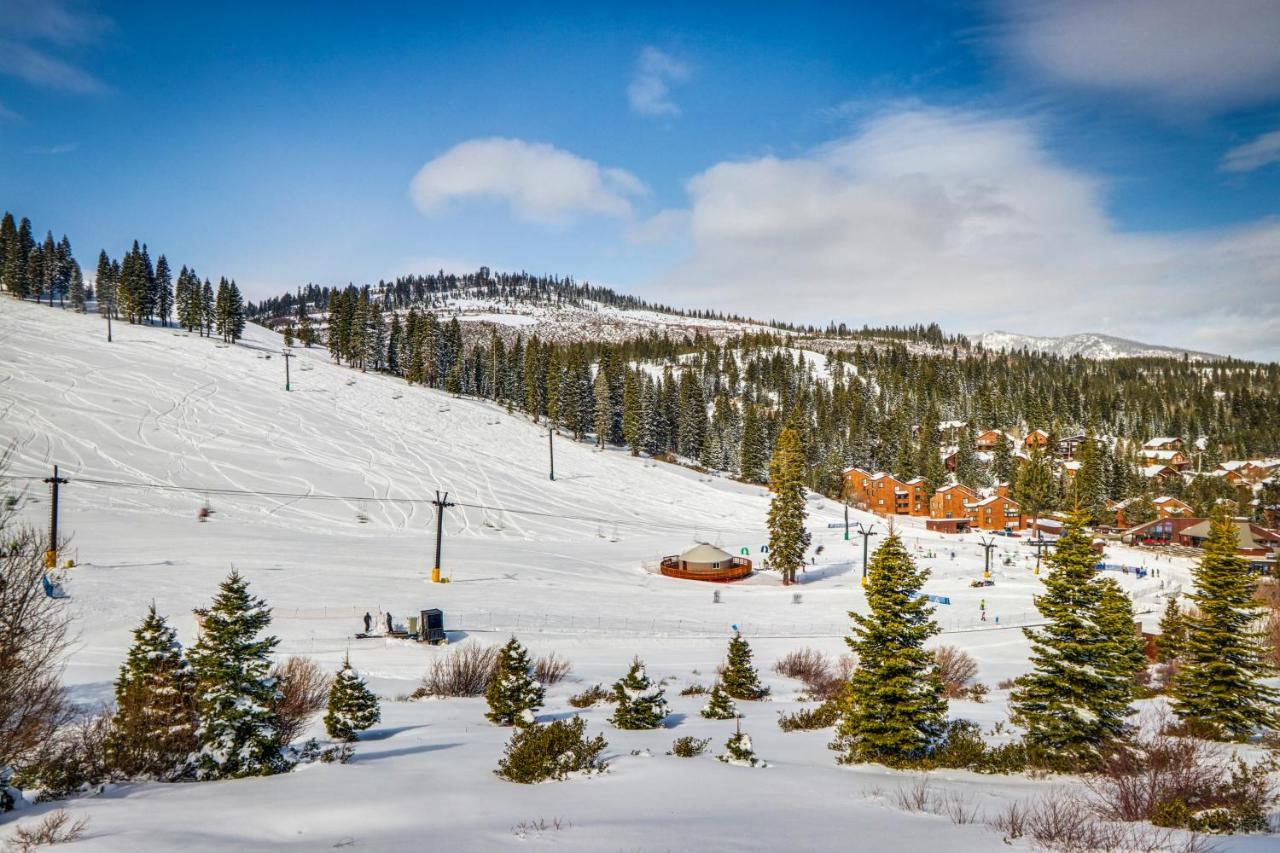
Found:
<box><xmin>0</xmin><ymin>298</ymin><xmax>1263</xmax><ymax>852</ymax></box>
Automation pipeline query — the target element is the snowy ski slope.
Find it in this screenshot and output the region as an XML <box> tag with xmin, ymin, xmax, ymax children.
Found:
<box><xmin>1</xmin><ymin>298</ymin><xmax>1246</xmax><ymax>853</ymax></box>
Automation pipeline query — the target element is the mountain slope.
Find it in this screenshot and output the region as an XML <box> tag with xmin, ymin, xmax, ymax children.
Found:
<box><xmin>973</xmin><ymin>330</ymin><xmax>1222</xmax><ymax>361</ymax></box>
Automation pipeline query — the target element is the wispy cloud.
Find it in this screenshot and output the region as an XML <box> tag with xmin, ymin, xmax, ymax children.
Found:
<box><xmin>627</xmin><ymin>46</ymin><xmax>690</xmax><ymax>118</ymax></box>
<box><xmin>410</xmin><ymin>137</ymin><xmax>647</xmax><ymax>224</ymax></box>
<box><xmin>645</xmin><ymin>106</ymin><xmax>1280</xmax><ymax>360</ymax></box>
<box><xmin>985</xmin><ymin>0</ymin><xmax>1280</xmax><ymax>113</ymax></box>
<box><xmin>1221</xmin><ymin>128</ymin><xmax>1280</xmax><ymax>173</ymax></box>
<box><xmin>28</xmin><ymin>142</ymin><xmax>79</xmax><ymax>155</ymax></box>
<box><xmin>0</xmin><ymin>0</ymin><xmax>113</xmax><ymax>93</ymax></box>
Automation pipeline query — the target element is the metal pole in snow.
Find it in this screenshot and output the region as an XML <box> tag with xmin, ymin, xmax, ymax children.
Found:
<box><xmin>431</xmin><ymin>490</ymin><xmax>455</xmax><ymax>578</ymax></box>
<box><xmin>43</xmin><ymin>465</ymin><xmax>68</xmax><ymax>567</ymax></box>
<box><xmin>548</xmin><ymin>422</ymin><xmax>555</xmax><ymax>481</ymax></box>
<box><xmin>282</xmin><ymin>349</ymin><xmax>294</xmax><ymax>391</ymax></box>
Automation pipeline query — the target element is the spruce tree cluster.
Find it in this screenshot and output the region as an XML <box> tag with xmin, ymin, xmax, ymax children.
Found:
<box><xmin>1170</xmin><ymin>510</ymin><xmax>1278</xmax><ymax>740</ymax></box>
<box><xmin>766</xmin><ymin>425</ymin><xmax>809</xmax><ymax>584</ymax></box>
<box><xmin>831</xmin><ymin>530</ymin><xmax>946</xmax><ymax>767</ymax></box>
<box><xmin>1009</xmin><ymin>512</ymin><xmax>1144</xmax><ymax>767</ymax></box>
<box><xmin>609</xmin><ymin>658</ymin><xmax>668</xmax><ymax>729</ymax></box>
<box><xmin>324</xmin><ymin>657</ymin><xmax>381</xmax><ymax>742</ymax></box>
<box><xmin>485</xmin><ymin>636</ymin><xmax>545</xmax><ymax>727</ymax></box>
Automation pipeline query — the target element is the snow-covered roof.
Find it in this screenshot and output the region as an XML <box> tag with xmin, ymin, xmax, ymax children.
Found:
<box><xmin>1143</xmin><ymin>437</ymin><xmax>1180</xmax><ymax>448</ymax></box>
<box><xmin>1140</xmin><ymin>464</ymin><xmax>1176</xmax><ymax>478</ymax></box>
<box><xmin>1143</xmin><ymin>449</ymin><xmax>1183</xmax><ymax>461</ymax></box>
<box><xmin>678</xmin><ymin>543</ymin><xmax>736</xmax><ymax>564</ymax></box>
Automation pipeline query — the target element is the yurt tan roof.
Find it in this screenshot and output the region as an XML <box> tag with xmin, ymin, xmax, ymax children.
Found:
<box><xmin>678</xmin><ymin>543</ymin><xmax>735</xmax><ymax>564</ymax></box>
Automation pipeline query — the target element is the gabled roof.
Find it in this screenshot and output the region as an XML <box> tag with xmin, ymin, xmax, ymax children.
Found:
<box><xmin>1177</xmin><ymin>520</ymin><xmax>1280</xmax><ymax>550</ymax></box>
<box><xmin>1143</xmin><ymin>449</ymin><xmax>1184</xmax><ymax>460</ymax></box>
<box><xmin>1140</xmin><ymin>464</ymin><xmax>1177</xmax><ymax>478</ymax></box>
<box><xmin>1143</xmin><ymin>436</ymin><xmax>1181</xmax><ymax>448</ymax></box>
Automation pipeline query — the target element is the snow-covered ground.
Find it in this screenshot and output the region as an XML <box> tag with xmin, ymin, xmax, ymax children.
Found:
<box><xmin>0</xmin><ymin>298</ymin><xmax>1266</xmax><ymax>852</ymax></box>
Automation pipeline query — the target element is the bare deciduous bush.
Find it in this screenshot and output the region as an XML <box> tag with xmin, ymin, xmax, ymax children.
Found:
<box><xmin>533</xmin><ymin>652</ymin><xmax>571</xmax><ymax>686</ymax></box>
<box><xmin>679</xmin><ymin>683</ymin><xmax>707</xmax><ymax>696</ymax></box>
<box><xmin>11</xmin><ymin>712</ymin><xmax>114</xmax><ymax>802</ymax></box>
<box><xmin>893</xmin><ymin>775</ymin><xmax>934</xmax><ymax>812</ymax></box>
<box><xmin>409</xmin><ymin>643</ymin><xmax>499</xmax><ymax>698</ymax></box>
<box><xmin>4</xmin><ymin>808</ymin><xmax>89</xmax><ymax>852</ymax></box>
<box><xmin>1085</xmin><ymin>731</ymin><xmax>1276</xmax><ymax>834</ymax></box>
<box><xmin>511</xmin><ymin>817</ymin><xmax>571</xmax><ymax>838</ymax></box>
<box><xmin>989</xmin><ymin>790</ymin><xmax>1217</xmax><ymax>852</ymax></box>
<box><xmin>773</xmin><ymin>648</ymin><xmax>854</xmax><ymax>700</ymax></box>
<box><xmin>0</xmin><ymin>522</ymin><xmax>73</xmax><ymax>771</ymax></box>
<box><xmin>271</xmin><ymin>656</ymin><xmax>333</xmax><ymax>745</ymax></box>
<box><xmin>933</xmin><ymin>645</ymin><xmax>979</xmax><ymax>699</ymax></box>
<box><xmin>996</xmin><ymin>677</ymin><xmax>1017</xmax><ymax>690</ymax></box>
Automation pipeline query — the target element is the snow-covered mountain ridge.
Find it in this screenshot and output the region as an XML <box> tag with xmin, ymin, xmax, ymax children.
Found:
<box><xmin>972</xmin><ymin>331</ymin><xmax>1222</xmax><ymax>361</ymax></box>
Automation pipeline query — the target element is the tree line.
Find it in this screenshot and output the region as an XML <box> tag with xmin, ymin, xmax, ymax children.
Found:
<box><xmin>1</xmin><ymin>211</ymin><xmax>247</xmax><ymax>344</ymax></box>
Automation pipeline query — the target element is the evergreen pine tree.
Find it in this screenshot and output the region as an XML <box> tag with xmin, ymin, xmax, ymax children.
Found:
<box><xmin>1096</xmin><ymin>577</ymin><xmax>1146</xmax><ymax>729</ymax></box>
<box><xmin>68</xmin><ymin>261</ymin><xmax>85</xmax><ymax>312</ymax></box>
<box><xmin>1072</xmin><ymin>430</ymin><xmax>1108</xmax><ymax>524</ymax></box>
<box><xmin>485</xmin><ymin>636</ymin><xmax>545</xmax><ymax>727</ymax></box>
<box><xmin>324</xmin><ymin>656</ymin><xmax>381</xmax><ymax>742</ymax></box>
<box><xmin>154</xmin><ymin>255</ymin><xmax>173</xmax><ymax>326</ymax></box>
<box><xmin>1013</xmin><ymin>448</ymin><xmax>1057</xmax><ymax>533</ymax></box>
<box><xmin>1170</xmin><ymin>509</ymin><xmax>1279</xmax><ymax>740</ymax></box>
<box><xmin>1155</xmin><ymin>596</ymin><xmax>1186</xmax><ymax>663</ymax></box>
<box><xmin>700</xmin><ymin>681</ymin><xmax>738</xmax><ymax>720</ymax></box>
<box><xmin>95</xmin><ymin>251</ymin><xmax>116</xmax><ymax>319</ymax></box>
<box><xmin>739</xmin><ymin>402</ymin><xmax>767</xmax><ymax>483</ymax></box>
<box><xmin>200</xmin><ymin>279</ymin><xmax>215</xmax><ymax>336</ymax></box>
<box><xmin>720</xmin><ymin>632</ymin><xmax>769</xmax><ymax>700</ymax></box>
<box><xmin>766</xmin><ymin>426</ymin><xmax>809</xmax><ymax>584</ymax></box>
<box><xmin>953</xmin><ymin>426</ymin><xmax>983</xmax><ymax>489</ymax></box>
<box><xmin>831</xmin><ymin>530</ymin><xmax>945</xmax><ymax>767</ymax></box>
<box><xmin>188</xmin><ymin>570</ymin><xmax>288</xmax><ymax>779</ymax></box>
<box><xmin>0</xmin><ymin>212</ymin><xmax>16</xmax><ymax>295</ymax></box>
<box><xmin>622</xmin><ymin>368</ymin><xmax>643</xmax><ymax>455</ymax></box>
<box><xmin>106</xmin><ymin>605</ymin><xmax>199</xmax><ymax>780</ymax></box>
<box><xmin>992</xmin><ymin>433</ymin><xmax>1015</xmax><ymax>485</ymax></box>
<box><xmin>593</xmin><ymin>368</ymin><xmax>611</xmax><ymax>447</ymax></box>
<box><xmin>609</xmin><ymin>657</ymin><xmax>668</xmax><ymax>729</ymax></box>
<box><xmin>1009</xmin><ymin>512</ymin><xmax>1132</xmax><ymax>767</ymax></box>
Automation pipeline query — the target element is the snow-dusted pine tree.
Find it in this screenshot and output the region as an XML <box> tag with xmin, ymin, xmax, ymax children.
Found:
<box><xmin>700</xmin><ymin>681</ymin><xmax>738</xmax><ymax>720</ymax></box>
<box><xmin>1096</xmin><ymin>577</ymin><xmax>1147</xmax><ymax>729</ymax></box>
<box><xmin>188</xmin><ymin>570</ymin><xmax>289</xmax><ymax>779</ymax></box>
<box><xmin>1009</xmin><ymin>511</ymin><xmax>1133</xmax><ymax>767</ymax></box>
<box><xmin>485</xmin><ymin>636</ymin><xmax>545</xmax><ymax>727</ymax></box>
<box><xmin>719</xmin><ymin>719</ymin><xmax>764</xmax><ymax>767</ymax></box>
<box><xmin>831</xmin><ymin>530</ymin><xmax>945</xmax><ymax>767</ymax></box>
<box><xmin>609</xmin><ymin>657</ymin><xmax>668</xmax><ymax>729</ymax></box>
<box><xmin>324</xmin><ymin>656</ymin><xmax>381</xmax><ymax>742</ymax></box>
<box><xmin>1170</xmin><ymin>509</ymin><xmax>1279</xmax><ymax>740</ymax></box>
<box><xmin>720</xmin><ymin>633</ymin><xmax>769</xmax><ymax>700</ymax></box>
<box><xmin>767</xmin><ymin>426</ymin><xmax>809</xmax><ymax>584</ymax></box>
<box><xmin>106</xmin><ymin>605</ymin><xmax>198</xmax><ymax>780</ymax></box>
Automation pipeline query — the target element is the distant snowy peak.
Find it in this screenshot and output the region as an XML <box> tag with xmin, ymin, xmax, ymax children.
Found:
<box><xmin>973</xmin><ymin>331</ymin><xmax>1222</xmax><ymax>362</ymax></box>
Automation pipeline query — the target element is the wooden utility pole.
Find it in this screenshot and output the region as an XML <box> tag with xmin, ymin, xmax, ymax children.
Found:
<box><xmin>431</xmin><ymin>491</ymin><xmax>456</xmax><ymax>582</ymax></box>
<box><xmin>43</xmin><ymin>465</ymin><xmax>68</xmax><ymax>567</ymax></box>
<box><xmin>282</xmin><ymin>349</ymin><xmax>294</xmax><ymax>391</ymax></box>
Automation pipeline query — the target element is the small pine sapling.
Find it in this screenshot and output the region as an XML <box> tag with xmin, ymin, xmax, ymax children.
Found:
<box><xmin>700</xmin><ymin>681</ymin><xmax>738</xmax><ymax>720</ymax></box>
<box><xmin>719</xmin><ymin>718</ymin><xmax>765</xmax><ymax>768</ymax></box>
<box><xmin>485</xmin><ymin>636</ymin><xmax>545</xmax><ymax>727</ymax></box>
<box><xmin>720</xmin><ymin>632</ymin><xmax>769</xmax><ymax>700</ymax></box>
<box><xmin>324</xmin><ymin>656</ymin><xmax>381</xmax><ymax>742</ymax></box>
<box><xmin>609</xmin><ymin>657</ymin><xmax>669</xmax><ymax>730</ymax></box>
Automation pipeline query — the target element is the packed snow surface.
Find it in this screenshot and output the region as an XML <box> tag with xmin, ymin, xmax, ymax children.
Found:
<box><xmin>973</xmin><ymin>330</ymin><xmax>1221</xmax><ymax>361</ymax></box>
<box><xmin>0</xmin><ymin>299</ymin><xmax>1264</xmax><ymax>852</ymax></box>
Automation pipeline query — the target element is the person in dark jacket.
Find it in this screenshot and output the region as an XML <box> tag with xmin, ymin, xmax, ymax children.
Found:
<box><xmin>363</xmin><ymin>612</ymin><xmax>372</xmax><ymax>633</ymax></box>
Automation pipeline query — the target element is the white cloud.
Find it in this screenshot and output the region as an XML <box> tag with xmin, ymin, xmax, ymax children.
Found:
<box><xmin>0</xmin><ymin>0</ymin><xmax>112</xmax><ymax>93</ymax></box>
<box><xmin>409</xmin><ymin>138</ymin><xmax>646</xmax><ymax>224</ymax></box>
<box><xmin>1221</xmin><ymin>128</ymin><xmax>1280</xmax><ymax>173</ymax></box>
<box><xmin>628</xmin><ymin>46</ymin><xmax>690</xmax><ymax>117</ymax></box>
<box><xmin>626</xmin><ymin>209</ymin><xmax>691</xmax><ymax>245</ymax></box>
<box><xmin>645</xmin><ymin>106</ymin><xmax>1280</xmax><ymax>360</ymax></box>
<box><xmin>989</xmin><ymin>0</ymin><xmax>1280</xmax><ymax>111</ymax></box>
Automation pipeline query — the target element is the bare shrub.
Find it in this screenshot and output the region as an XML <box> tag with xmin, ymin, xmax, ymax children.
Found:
<box><xmin>893</xmin><ymin>775</ymin><xmax>933</xmax><ymax>812</ymax></box>
<box><xmin>990</xmin><ymin>790</ymin><xmax>1218</xmax><ymax>853</ymax></box>
<box><xmin>668</xmin><ymin>736</ymin><xmax>710</xmax><ymax>757</ymax></box>
<box><xmin>409</xmin><ymin>643</ymin><xmax>498</xmax><ymax>699</ymax></box>
<box><xmin>773</xmin><ymin>648</ymin><xmax>853</xmax><ymax>700</ymax></box>
<box><xmin>933</xmin><ymin>645</ymin><xmax>979</xmax><ymax>699</ymax></box>
<box><xmin>12</xmin><ymin>712</ymin><xmax>114</xmax><ymax>802</ymax></box>
<box><xmin>679</xmin><ymin>683</ymin><xmax>707</xmax><ymax>696</ymax></box>
<box><xmin>939</xmin><ymin>791</ymin><xmax>982</xmax><ymax>825</ymax></box>
<box><xmin>996</xmin><ymin>677</ymin><xmax>1017</xmax><ymax>690</ymax></box>
<box><xmin>1086</xmin><ymin>732</ymin><xmax>1276</xmax><ymax>834</ymax></box>
<box><xmin>271</xmin><ymin>656</ymin><xmax>333</xmax><ymax>746</ymax></box>
<box><xmin>511</xmin><ymin>817</ymin><xmax>571</xmax><ymax>838</ymax></box>
<box><xmin>4</xmin><ymin>808</ymin><xmax>89</xmax><ymax>852</ymax></box>
<box><xmin>533</xmin><ymin>652</ymin><xmax>571</xmax><ymax>686</ymax></box>
<box><xmin>0</xmin><ymin>523</ymin><xmax>73</xmax><ymax>770</ymax></box>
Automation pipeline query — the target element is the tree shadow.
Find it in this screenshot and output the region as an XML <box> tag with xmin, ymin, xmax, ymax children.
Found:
<box><xmin>349</xmin><ymin>742</ymin><xmax>461</xmax><ymax>763</ymax></box>
<box><xmin>358</xmin><ymin>724</ymin><xmax>430</xmax><ymax>742</ymax></box>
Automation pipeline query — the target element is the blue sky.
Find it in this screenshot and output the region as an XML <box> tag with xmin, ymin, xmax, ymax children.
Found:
<box><xmin>2</xmin><ymin>1</ymin><xmax>1279</xmax><ymax>358</ymax></box>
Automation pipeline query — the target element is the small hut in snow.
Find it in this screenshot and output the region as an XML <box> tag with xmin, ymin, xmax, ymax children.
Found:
<box><xmin>660</xmin><ymin>543</ymin><xmax>752</xmax><ymax>583</ymax></box>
